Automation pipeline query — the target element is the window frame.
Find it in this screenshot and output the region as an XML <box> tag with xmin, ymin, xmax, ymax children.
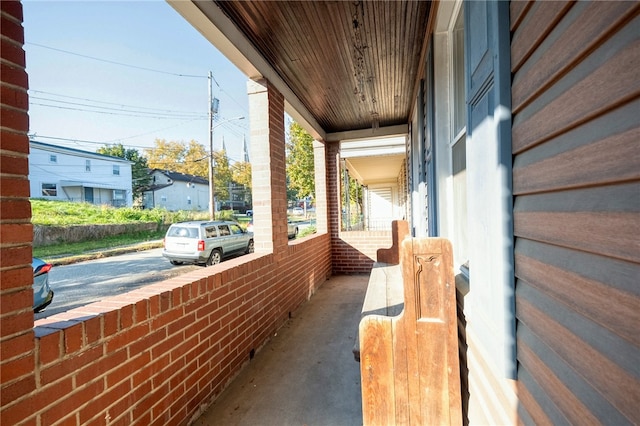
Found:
<box><xmin>449</xmin><ymin>5</ymin><xmax>469</xmax><ymax>276</ymax></box>
<box><xmin>41</xmin><ymin>183</ymin><xmax>57</xmax><ymax>197</ymax></box>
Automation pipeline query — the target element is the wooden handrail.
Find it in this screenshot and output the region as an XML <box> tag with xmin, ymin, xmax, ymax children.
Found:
<box><xmin>359</xmin><ymin>238</ymin><xmax>462</xmax><ymax>425</ymax></box>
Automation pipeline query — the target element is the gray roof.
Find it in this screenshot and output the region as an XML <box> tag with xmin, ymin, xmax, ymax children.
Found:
<box><xmin>152</xmin><ymin>169</ymin><xmax>209</xmax><ymax>185</ymax></box>
<box><xmin>29</xmin><ymin>140</ymin><xmax>133</xmax><ymax>164</ymax></box>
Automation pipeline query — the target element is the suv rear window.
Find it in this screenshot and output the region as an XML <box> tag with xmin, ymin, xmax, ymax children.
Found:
<box><xmin>205</xmin><ymin>226</ymin><xmax>218</xmax><ymax>238</ymax></box>
<box><xmin>218</xmin><ymin>225</ymin><xmax>230</xmax><ymax>236</ymax></box>
<box><xmin>167</xmin><ymin>226</ymin><xmax>199</xmax><ymax>238</ymax></box>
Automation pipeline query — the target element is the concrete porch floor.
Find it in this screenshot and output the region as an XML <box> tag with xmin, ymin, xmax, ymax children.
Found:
<box><xmin>192</xmin><ymin>274</ymin><xmax>369</xmax><ymax>426</ymax></box>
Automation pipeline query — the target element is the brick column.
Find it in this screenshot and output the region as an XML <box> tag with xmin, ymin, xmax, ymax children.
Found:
<box><xmin>0</xmin><ymin>0</ymin><xmax>37</xmax><ymax>409</ymax></box>
<box><xmin>247</xmin><ymin>79</ymin><xmax>288</xmax><ymax>259</ymax></box>
<box><xmin>325</xmin><ymin>141</ymin><xmax>342</xmax><ymax>266</ymax></box>
<box><xmin>313</xmin><ymin>140</ymin><xmax>328</xmax><ymax>234</ymax></box>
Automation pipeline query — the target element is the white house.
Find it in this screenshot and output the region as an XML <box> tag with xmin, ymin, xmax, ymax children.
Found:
<box><xmin>142</xmin><ymin>169</ymin><xmax>209</xmax><ymax>211</ymax></box>
<box><xmin>28</xmin><ymin>140</ymin><xmax>133</xmax><ymax>207</ymax></box>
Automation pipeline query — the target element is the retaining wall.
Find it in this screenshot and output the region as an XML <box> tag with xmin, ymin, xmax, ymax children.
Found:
<box><xmin>33</xmin><ymin>223</ymin><xmax>163</xmax><ymax>247</ymax></box>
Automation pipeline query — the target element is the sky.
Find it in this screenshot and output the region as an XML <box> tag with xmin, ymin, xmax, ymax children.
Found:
<box><xmin>22</xmin><ymin>0</ymin><xmax>251</xmax><ymax>163</ymax></box>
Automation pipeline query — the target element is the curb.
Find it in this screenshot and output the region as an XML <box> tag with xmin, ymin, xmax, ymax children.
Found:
<box><xmin>46</xmin><ymin>241</ymin><xmax>164</xmax><ymax>266</ymax></box>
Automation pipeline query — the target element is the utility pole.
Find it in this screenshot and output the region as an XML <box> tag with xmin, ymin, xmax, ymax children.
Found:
<box><xmin>207</xmin><ymin>73</ymin><xmax>243</xmax><ymax>221</ymax></box>
<box><xmin>208</xmin><ymin>71</ymin><xmax>215</xmax><ymax>220</ymax></box>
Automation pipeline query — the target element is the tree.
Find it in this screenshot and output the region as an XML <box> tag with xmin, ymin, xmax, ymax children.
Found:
<box><xmin>232</xmin><ymin>161</ymin><xmax>252</xmax><ymax>191</ymax></box>
<box><xmin>144</xmin><ymin>139</ymin><xmax>236</xmax><ymax>201</ymax></box>
<box><xmin>341</xmin><ymin>167</ymin><xmax>364</xmax><ymax>228</ymax></box>
<box><xmin>144</xmin><ymin>139</ymin><xmax>208</xmax><ymax>178</ymax></box>
<box><xmin>183</xmin><ymin>140</ymin><xmax>209</xmax><ymax>178</ymax></box>
<box><xmin>286</xmin><ymin>121</ymin><xmax>315</xmax><ymax>202</ymax></box>
<box><xmin>230</xmin><ymin>161</ymin><xmax>253</xmax><ymax>206</ymax></box>
<box><xmin>212</xmin><ymin>149</ymin><xmax>232</xmax><ymax>200</ymax></box>
<box><xmin>97</xmin><ymin>143</ymin><xmax>150</xmax><ymax>204</ymax></box>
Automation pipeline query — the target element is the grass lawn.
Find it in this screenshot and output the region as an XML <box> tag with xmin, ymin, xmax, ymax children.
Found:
<box><xmin>33</xmin><ymin>229</ymin><xmax>167</xmax><ymax>260</ymax></box>
<box><xmin>31</xmin><ymin>200</ymin><xmax>255</xmax><ymax>259</ymax></box>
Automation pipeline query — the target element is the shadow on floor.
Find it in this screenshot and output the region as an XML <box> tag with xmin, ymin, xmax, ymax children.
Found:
<box><xmin>192</xmin><ymin>274</ymin><xmax>368</xmax><ymax>426</ymax></box>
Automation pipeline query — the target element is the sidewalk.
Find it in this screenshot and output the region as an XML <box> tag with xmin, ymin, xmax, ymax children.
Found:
<box><xmin>192</xmin><ymin>274</ymin><xmax>368</xmax><ymax>426</ymax></box>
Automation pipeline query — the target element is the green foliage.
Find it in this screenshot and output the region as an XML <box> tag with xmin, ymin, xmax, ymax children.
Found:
<box><xmin>144</xmin><ymin>139</ymin><xmax>208</xmax><ymax>178</ymax></box>
<box><xmin>97</xmin><ymin>143</ymin><xmax>151</xmax><ymax>203</ymax></box>
<box><xmin>232</xmin><ymin>161</ymin><xmax>252</xmax><ymax>191</ymax></box>
<box><xmin>287</xmin><ymin>191</ymin><xmax>298</xmax><ymax>204</ymax></box>
<box><xmin>33</xmin><ymin>229</ymin><xmax>166</xmax><ymax>259</ymax></box>
<box><xmin>299</xmin><ymin>225</ymin><xmax>317</xmax><ymax>238</ymax></box>
<box><xmin>214</xmin><ymin>209</ymin><xmax>236</xmax><ymax>221</ymax></box>
<box><xmin>30</xmin><ymin>199</ymin><xmax>208</xmax><ymax>226</ymax></box>
<box><xmin>286</xmin><ymin>121</ymin><xmax>315</xmax><ymax>200</ymax></box>
<box><xmin>212</xmin><ymin>150</ymin><xmax>232</xmax><ymax>200</ymax></box>
<box><xmin>341</xmin><ymin>167</ymin><xmax>364</xmax><ymax>220</ymax></box>
<box><xmin>184</xmin><ymin>141</ymin><xmax>209</xmax><ymax>177</ymax></box>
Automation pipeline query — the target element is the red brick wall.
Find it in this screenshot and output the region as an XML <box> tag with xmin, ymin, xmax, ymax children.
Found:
<box><xmin>326</xmin><ymin>141</ymin><xmax>341</xmax><ymax>246</ymax></box>
<box><xmin>2</xmin><ymin>235</ymin><xmax>331</xmax><ymax>425</ymax></box>
<box><xmin>333</xmin><ymin>231</ymin><xmax>393</xmax><ymax>274</ymax></box>
<box><xmin>0</xmin><ymin>0</ymin><xmax>38</xmax><ymax>419</ymax></box>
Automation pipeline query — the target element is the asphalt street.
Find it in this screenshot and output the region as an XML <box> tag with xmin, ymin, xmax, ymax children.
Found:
<box><xmin>35</xmin><ymin>248</ymin><xmax>199</xmax><ymax>320</ymax></box>
<box><xmin>35</xmin><ymin>222</ymin><xmax>315</xmax><ymax>320</ymax></box>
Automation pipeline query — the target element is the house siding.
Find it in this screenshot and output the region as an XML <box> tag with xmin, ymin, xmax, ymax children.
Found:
<box><xmin>28</xmin><ymin>142</ymin><xmax>134</xmax><ymax>206</ymax></box>
<box><xmin>146</xmin><ymin>170</ymin><xmax>209</xmax><ymax>211</ymax></box>
<box><xmin>511</xmin><ymin>2</ymin><xmax>640</xmax><ymax>424</ymax></box>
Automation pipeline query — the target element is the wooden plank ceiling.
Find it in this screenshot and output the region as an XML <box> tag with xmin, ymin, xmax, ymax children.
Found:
<box><xmin>214</xmin><ymin>0</ymin><xmax>432</xmax><ymax>134</ymax></box>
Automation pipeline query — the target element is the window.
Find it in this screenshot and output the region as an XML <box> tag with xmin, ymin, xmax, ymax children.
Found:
<box><xmin>230</xmin><ymin>224</ymin><xmax>244</xmax><ymax>235</ymax></box>
<box><xmin>205</xmin><ymin>227</ymin><xmax>218</xmax><ymax>238</ymax></box>
<box><xmin>451</xmin><ymin>8</ymin><xmax>468</xmax><ymax>273</ymax></box>
<box><xmin>160</xmin><ymin>195</ymin><xmax>167</xmax><ymax>202</ymax></box>
<box><xmin>453</xmin><ymin>11</ymin><xmax>466</xmax><ymax>138</ymax></box>
<box><xmin>187</xmin><ymin>196</ymin><xmax>192</xmax><ymax>205</ymax></box>
<box><xmin>168</xmin><ymin>226</ymin><xmax>198</xmax><ymax>238</ymax></box>
<box><xmin>112</xmin><ymin>189</ymin><xmax>126</xmax><ymax>207</ymax></box>
<box><xmin>218</xmin><ymin>225</ymin><xmax>230</xmax><ymax>236</ymax></box>
<box><xmin>113</xmin><ymin>165</ymin><xmax>120</xmax><ymax>175</ymax></box>
<box><xmin>42</xmin><ymin>183</ymin><xmax>57</xmax><ymax>196</ymax></box>
<box><xmin>49</xmin><ymin>154</ymin><xmax>57</xmax><ymax>163</ymax></box>
<box><xmin>85</xmin><ymin>160</ymin><xmax>91</xmax><ymax>172</ymax></box>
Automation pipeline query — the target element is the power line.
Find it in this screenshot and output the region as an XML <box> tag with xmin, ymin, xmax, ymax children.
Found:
<box><xmin>31</xmin><ymin>97</ymin><xmax>206</xmax><ymax>119</ymax></box>
<box><xmin>29</xmin><ymin>89</ymin><xmax>203</xmax><ymax>115</ymax></box>
<box><xmin>102</xmin><ymin>119</ymin><xmax>205</xmax><ymax>144</ymax></box>
<box><xmin>30</xmin><ymin>128</ymin><xmax>249</xmax><ymax>156</ymax></box>
<box><xmin>27</xmin><ymin>42</ymin><xmax>252</xmax><ymax>139</ymax></box>
<box><xmin>27</xmin><ymin>42</ymin><xmax>207</xmax><ymax>79</ymax></box>
<box><xmin>30</xmin><ymin>102</ymin><xmax>208</xmax><ymax>120</ymax></box>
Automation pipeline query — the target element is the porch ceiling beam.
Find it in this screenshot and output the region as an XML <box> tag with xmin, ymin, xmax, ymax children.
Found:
<box><xmin>325</xmin><ymin>124</ymin><xmax>409</xmax><ymax>143</ymax></box>
<box><xmin>167</xmin><ymin>0</ymin><xmax>326</xmax><ymax>141</ymax></box>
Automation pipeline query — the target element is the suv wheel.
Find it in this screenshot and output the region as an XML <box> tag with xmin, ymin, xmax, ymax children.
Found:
<box><xmin>207</xmin><ymin>249</ymin><xmax>222</xmax><ymax>266</ymax></box>
<box><xmin>246</xmin><ymin>239</ymin><xmax>255</xmax><ymax>254</ymax></box>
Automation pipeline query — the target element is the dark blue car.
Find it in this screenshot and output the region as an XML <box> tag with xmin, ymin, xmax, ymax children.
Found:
<box><xmin>32</xmin><ymin>258</ymin><xmax>54</xmax><ymax>313</ymax></box>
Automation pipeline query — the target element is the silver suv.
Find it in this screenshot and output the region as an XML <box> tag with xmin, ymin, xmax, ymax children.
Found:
<box><xmin>162</xmin><ymin>221</ymin><xmax>254</xmax><ymax>266</ymax></box>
